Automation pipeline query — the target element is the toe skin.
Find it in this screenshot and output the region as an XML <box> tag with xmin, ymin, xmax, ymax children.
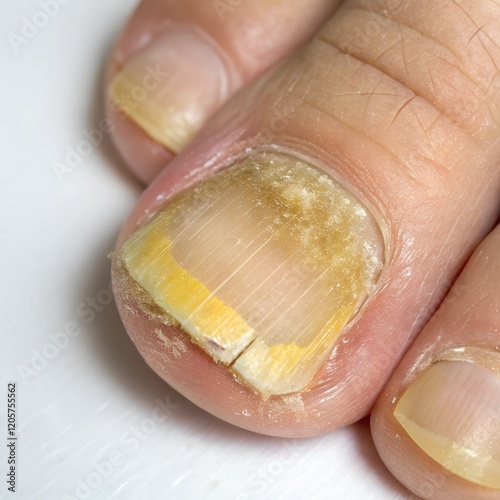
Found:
<box><xmin>371</xmin><ymin>224</ymin><xmax>500</xmax><ymax>500</ymax></box>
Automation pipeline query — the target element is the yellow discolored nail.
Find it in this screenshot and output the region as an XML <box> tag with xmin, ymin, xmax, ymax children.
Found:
<box><xmin>394</xmin><ymin>358</ymin><xmax>500</xmax><ymax>490</ymax></box>
<box><xmin>117</xmin><ymin>152</ymin><xmax>384</xmax><ymax>395</ymax></box>
<box><xmin>109</xmin><ymin>27</ymin><xmax>232</xmax><ymax>153</ymax></box>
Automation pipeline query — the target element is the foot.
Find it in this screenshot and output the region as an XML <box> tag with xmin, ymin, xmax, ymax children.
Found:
<box><xmin>105</xmin><ymin>1</ymin><xmax>500</xmax><ymax>498</ymax></box>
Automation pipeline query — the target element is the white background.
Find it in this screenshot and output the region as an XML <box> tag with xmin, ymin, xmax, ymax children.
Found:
<box><xmin>1</xmin><ymin>1</ymin><xmax>414</xmax><ymax>499</ymax></box>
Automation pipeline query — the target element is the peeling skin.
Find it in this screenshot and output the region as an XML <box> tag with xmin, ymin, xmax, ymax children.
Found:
<box><xmin>116</xmin><ymin>152</ymin><xmax>384</xmax><ymax>397</ymax></box>
<box><xmin>112</xmin><ymin>257</ymin><xmax>180</xmax><ymax>328</ymax></box>
<box><xmin>155</xmin><ymin>328</ymin><xmax>187</xmax><ymax>359</ymax></box>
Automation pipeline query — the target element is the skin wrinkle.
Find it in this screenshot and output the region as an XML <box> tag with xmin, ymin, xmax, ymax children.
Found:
<box><xmin>342</xmin><ymin>9</ymin><xmax>454</xmax><ymax>76</ymax></box>
<box><xmin>433</xmin><ymin>190</ymin><xmax>475</xmax><ymax>257</ymax></box>
<box><xmin>350</xmin><ymin>0</ymin><xmax>500</xmax><ymax>86</ymax></box>
<box><xmin>312</xmin><ymin>40</ymin><xmax>482</xmax><ymax>187</ymax></box>
<box><xmin>410</xmin><ymin>107</ymin><xmax>438</xmax><ymax>160</ymax></box>
<box><xmin>400</xmin><ymin>28</ymin><xmax>411</xmax><ymax>85</ymax></box>
<box><xmin>467</xmin><ymin>24</ymin><xmax>488</xmax><ymax>46</ymax></box>
<box><xmin>451</xmin><ymin>0</ymin><xmax>483</xmax><ymax>28</ymax></box>
<box><xmin>382</xmin><ymin>222</ymin><xmax>444</xmax><ymax>333</ymax></box>
<box><xmin>340</xmin><ymin>2</ymin><xmax>500</xmax><ymax>137</ymax></box>
<box><xmin>372</xmin><ymin>39</ymin><xmax>403</xmax><ymax>65</ymax></box>
<box><xmin>290</xmin><ymin>80</ymin><xmax>454</xmax><ymax>193</ymax></box>
<box><xmin>478</xmin><ymin>35</ymin><xmax>500</xmax><ymax>75</ymax></box>
<box><xmin>360</xmin><ymin>80</ymin><xmax>401</xmax><ymax>128</ymax></box>
<box><xmin>319</xmin><ymin>31</ymin><xmax>483</xmax><ymax>144</ymax></box>
<box><xmin>375</xmin><ymin>94</ymin><xmax>441</xmax><ymax>161</ymax></box>
<box><xmin>442</xmin><ymin>0</ymin><xmax>500</xmax><ymax>87</ymax></box>
<box><xmin>294</xmin><ymin>87</ymin><xmax>406</xmax><ymax>168</ymax></box>
<box><xmin>432</xmin><ymin>54</ymin><xmax>497</xmax><ymax>134</ymax></box>
<box><xmin>343</xmin><ymin>5</ymin><xmax>461</xmax><ymax>60</ymax></box>
<box><xmin>357</xmin><ymin>79</ymin><xmax>380</xmax><ymax>124</ymax></box>
<box><xmin>390</xmin><ymin>96</ymin><xmax>417</xmax><ymax>131</ymax></box>
<box><xmin>412</xmin><ymin>260</ymin><xmax>450</xmax><ymax>329</ymax></box>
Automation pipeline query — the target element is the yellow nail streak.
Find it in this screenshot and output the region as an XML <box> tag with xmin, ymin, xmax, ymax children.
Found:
<box><xmin>233</xmin><ymin>307</ymin><xmax>353</xmax><ymax>394</ymax></box>
<box><xmin>122</xmin><ymin>223</ymin><xmax>255</xmax><ymax>363</ymax></box>
<box><xmin>117</xmin><ymin>153</ymin><xmax>384</xmax><ymax>395</ymax></box>
<box><xmin>108</xmin><ymin>28</ymin><xmax>231</xmax><ymax>155</ymax></box>
<box><xmin>109</xmin><ymin>73</ymin><xmax>193</xmax><ymax>154</ymax></box>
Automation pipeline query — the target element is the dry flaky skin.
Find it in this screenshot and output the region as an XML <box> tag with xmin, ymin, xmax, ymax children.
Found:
<box><xmin>112</xmin><ymin>256</ymin><xmax>180</xmax><ymax>328</ymax></box>
<box><xmin>117</xmin><ymin>152</ymin><xmax>384</xmax><ymax>396</ymax></box>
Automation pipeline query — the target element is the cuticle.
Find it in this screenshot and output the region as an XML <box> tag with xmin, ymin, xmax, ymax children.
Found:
<box><xmin>433</xmin><ymin>345</ymin><xmax>500</xmax><ymax>377</ymax></box>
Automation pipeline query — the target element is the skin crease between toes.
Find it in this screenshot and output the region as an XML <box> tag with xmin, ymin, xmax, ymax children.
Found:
<box><xmin>110</xmin><ymin>0</ymin><xmax>500</xmax><ymax>438</ymax></box>
<box><xmin>105</xmin><ymin>0</ymin><xmax>340</xmax><ymax>183</ymax></box>
<box><xmin>372</xmin><ymin>224</ymin><xmax>500</xmax><ymax>500</ymax></box>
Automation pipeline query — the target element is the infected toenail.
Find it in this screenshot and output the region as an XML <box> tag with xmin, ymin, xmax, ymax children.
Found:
<box><xmin>116</xmin><ymin>152</ymin><xmax>384</xmax><ymax>395</ymax></box>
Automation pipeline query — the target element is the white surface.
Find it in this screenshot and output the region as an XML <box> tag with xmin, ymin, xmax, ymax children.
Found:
<box><xmin>0</xmin><ymin>2</ymin><xmax>413</xmax><ymax>499</ymax></box>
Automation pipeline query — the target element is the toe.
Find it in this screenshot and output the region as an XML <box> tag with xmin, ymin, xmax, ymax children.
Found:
<box><xmin>112</xmin><ymin>0</ymin><xmax>500</xmax><ymax>436</ymax></box>
<box><xmin>105</xmin><ymin>0</ymin><xmax>338</xmax><ymax>183</ymax></box>
<box><xmin>372</xmin><ymin>223</ymin><xmax>500</xmax><ymax>499</ymax></box>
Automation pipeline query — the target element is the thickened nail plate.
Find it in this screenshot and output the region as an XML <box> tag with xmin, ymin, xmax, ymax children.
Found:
<box><xmin>109</xmin><ymin>27</ymin><xmax>232</xmax><ymax>153</ymax></box>
<box><xmin>394</xmin><ymin>358</ymin><xmax>500</xmax><ymax>489</ymax></box>
<box><xmin>117</xmin><ymin>153</ymin><xmax>384</xmax><ymax>395</ymax></box>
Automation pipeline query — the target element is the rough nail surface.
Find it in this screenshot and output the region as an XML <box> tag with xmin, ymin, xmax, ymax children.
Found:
<box><xmin>395</xmin><ymin>359</ymin><xmax>500</xmax><ymax>489</ymax></box>
<box><xmin>118</xmin><ymin>153</ymin><xmax>383</xmax><ymax>395</ymax></box>
<box><xmin>109</xmin><ymin>27</ymin><xmax>231</xmax><ymax>153</ymax></box>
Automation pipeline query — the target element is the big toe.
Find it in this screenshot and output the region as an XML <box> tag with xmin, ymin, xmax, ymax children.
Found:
<box><xmin>111</xmin><ymin>0</ymin><xmax>500</xmax><ymax>437</ymax></box>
